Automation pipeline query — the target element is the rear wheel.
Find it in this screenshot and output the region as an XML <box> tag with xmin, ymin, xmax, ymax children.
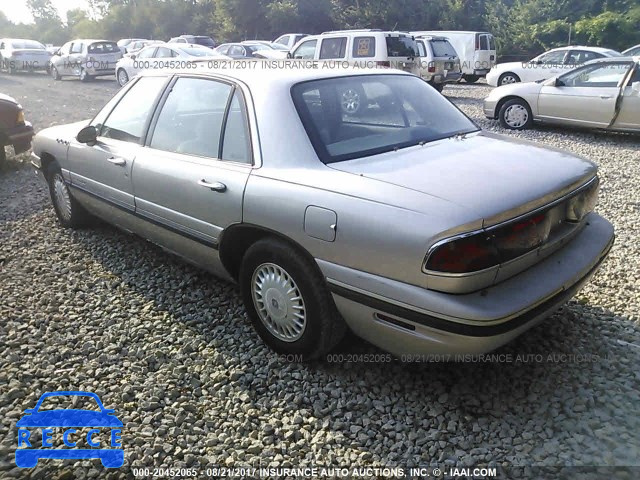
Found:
<box><xmin>47</xmin><ymin>163</ymin><xmax>92</xmax><ymax>228</ymax></box>
<box><xmin>240</xmin><ymin>238</ymin><xmax>346</xmax><ymax>360</ymax></box>
<box><xmin>499</xmin><ymin>98</ymin><xmax>533</xmax><ymax>130</ymax></box>
<box><xmin>117</xmin><ymin>68</ymin><xmax>129</xmax><ymax>87</ymax></box>
<box><xmin>498</xmin><ymin>72</ymin><xmax>520</xmax><ymax>86</ymax></box>
<box><xmin>463</xmin><ymin>74</ymin><xmax>479</xmax><ymax>83</ymax></box>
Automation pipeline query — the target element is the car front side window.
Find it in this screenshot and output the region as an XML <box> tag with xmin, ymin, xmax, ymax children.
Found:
<box><xmin>70</xmin><ymin>43</ymin><xmax>83</xmax><ymax>54</ymax></box>
<box><xmin>560</xmin><ymin>62</ymin><xmax>633</xmax><ymax>88</ymax></box>
<box><xmin>293</xmin><ymin>40</ymin><xmax>317</xmax><ymax>59</ymax></box>
<box><xmin>99</xmin><ymin>76</ymin><xmax>168</xmax><ymax>143</ymax></box>
<box><xmin>149</xmin><ymin>77</ymin><xmax>233</xmax><ymax>158</ymax></box>
<box><xmin>536</xmin><ymin>50</ymin><xmax>565</xmax><ymax>65</ymax></box>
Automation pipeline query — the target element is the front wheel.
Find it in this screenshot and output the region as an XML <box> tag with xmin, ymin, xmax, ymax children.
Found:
<box><xmin>51</xmin><ymin>66</ymin><xmax>61</xmax><ymax>80</ymax></box>
<box><xmin>79</xmin><ymin>68</ymin><xmax>92</xmax><ymax>82</ymax></box>
<box><xmin>117</xmin><ymin>68</ymin><xmax>129</xmax><ymax>87</ymax></box>
<box><xmin>240</xmin><ymin>238</ymin><xmax>346</xmax><ymax>360</ymax></box>
<box><xmin>47</xmin><ymin>165</ymin><xmax>92</xmax><ymax>228</ymax></box>
<box><xmin>499</xmin><ymin>98</ymin><xmax>533</xmax><ymax>130</ymax></box>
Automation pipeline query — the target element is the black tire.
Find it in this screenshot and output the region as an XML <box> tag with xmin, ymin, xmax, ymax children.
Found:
<box><xmin>239</xmin><ymin>238</ymin><xmax>346</xmax><ymax>360</ymax></box>
<box><xmin>51</xmin><ymin>66</ymin><xmax>61</xmax><ymax>80</ymax></box>
<box><xmin>498</xmin><ymin>98</ymin><xmax>533</xmax><ymax>130</ymax></box>
<box><xmin>463</xmin><ymin>74</ymin><xmax>479</xmax><ymax>83</ymax></box>
<box><xmin>498</xmin><ymin>72</ymin><xmax>521</xmax><ymax>86</ymax></box>
<box><xmin>117</xmin><ymin>68</ymin><xmax>129</xmax><ymax>87</ymax></box>
<box><xmin>46</xmin><ymin>163</ymin><xmax>92</xmax><ymax>228</ymax></box>
<box><xmin>430</xmin><ymin>82</ymin><xmax>444</xmax><ymax>93</ymax></box>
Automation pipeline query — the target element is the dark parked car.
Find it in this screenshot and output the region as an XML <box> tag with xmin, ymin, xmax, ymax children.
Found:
<box><xmin>0</xmin><ymin>93</ymin><xmax>33</xmax><ymax>164</ymax></box>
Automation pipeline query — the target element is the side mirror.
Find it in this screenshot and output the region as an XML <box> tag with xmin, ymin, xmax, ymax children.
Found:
<box><xmin>130</xmin><ymin>54</ymin><xmax>136</xmax><ymax>60</ymax></box>
<box><xmin>554</xmin><ymin>77</ymin><xmax>564</xmax><ymax>87</ymax></box>
<box><xmin>534</xmin><ymin>60</ymin><xmax>543</xmax><ymax>65</ymax></box>
<box><xmin>76</xmin><ymin>125</ymin><xmax>97</xmax><ymax>145</ymax></box>
<box><xmin>286</xmin><ymin>52</ymin><xmax>292</xmax><ymax>59</ymax></box>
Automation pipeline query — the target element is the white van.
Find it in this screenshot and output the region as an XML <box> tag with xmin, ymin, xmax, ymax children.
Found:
<box><xmin>289</xmin><ymin>30</ymin><xmax>418</xmax><ymax>74</ymax></box>
<box><xmin>411</xmin><ymin>31</ymin><xmax>496</xmax><ymax>83</ymax></box>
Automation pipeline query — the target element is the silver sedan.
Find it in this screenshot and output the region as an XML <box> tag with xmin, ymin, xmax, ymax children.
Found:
<box><xmin>30</xmin><ymin>67</ymin><xmax>614</xmax><ymax>360</ymax></box>
<box><xmin>484</xmin><ymin>56</ymin><xmax>639</xmax><ymax>132</ymax></box>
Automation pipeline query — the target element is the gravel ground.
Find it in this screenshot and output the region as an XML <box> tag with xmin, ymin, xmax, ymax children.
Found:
<box><xmin>1</xmin><ymin>73</ymin><xmax>639</xmax><ymax>479</ymax></box>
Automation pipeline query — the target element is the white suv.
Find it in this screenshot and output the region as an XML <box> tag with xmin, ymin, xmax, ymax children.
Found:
<box><xmin>289</xmin><ymin>30</ymin><xmax>418</xmax><ymax>74</ymax></box>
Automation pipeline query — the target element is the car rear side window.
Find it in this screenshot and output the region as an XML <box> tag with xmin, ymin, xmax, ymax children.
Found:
<box><xmin>353</xmin><ymin>37</ymin><xmax>376</xmax><ymax>58</ymax></box>
<box><xmin>386</xmin><ymin>36</ymin><xmax>418</xmax><ymax>57</ymax></box>
<box><xmin>99</xmin><ymin>76</ymin><xmax>168</xmax><ymax>143</ymax></box>
<box><xmin>88</xmin><ymin>42</ymin><xmax>119</xmax><ymax>54</ymax></box>
<box><xmin>149</xmin><ymin>77</ymin><xmax>233</xmax><ymax>159</ymax></box>
<box><xmin>221</xmin><ymin>91</ymin><xmax>252</xmax><ymax>164</ymax></box>
<box><xmin>320</xmin><ymin>37</ymin><xmax>347</xmax><ymax>59</ymax></box>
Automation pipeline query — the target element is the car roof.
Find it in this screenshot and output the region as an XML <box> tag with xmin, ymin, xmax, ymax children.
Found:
<box><xmin>583</xmin><ymin>55</ymin><xmax>640</xmax><ymax>64</ymax></box>
<box><xmin>140</xmin><ymin>65</ymin><xmax>413</xmax><ymax>89</ymax></box>
<box><xmin>71</xmin><ymin>39</ymin><xmax>115</xmax><ymax>44</ymax></box>
<box><xmin>547</xmin><ymin>45</ymin><xmax>619</xmax><ymax>54</ymax></box>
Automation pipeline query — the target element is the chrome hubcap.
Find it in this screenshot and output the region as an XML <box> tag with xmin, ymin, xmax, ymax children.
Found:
<box><xmin>504</xmin><ymin>104</ymin><xmax>529</xmax><ymax>128</ymax></box>
<box><xmin>53</xmin><ymin>174</ymin><xmax>72</xmax><ymax>221</ymax></box>
<box><xmin>341</xmin><ymin>89</ymin><xmax>361</xmax><ymax>114</ymax></box>
<box><xmin>118</xmin><ymin>70</ymin><xmax>128</xmax><ymax>85</ymax></box>
<box><xmin>501</xmin><ymin>75</ymin><xmax>518</xmax><ymax>85</ymax></box>
<box><xmin>251</xmin><ymin>263</ymin><xmax>306</xmax><ymax>342</ymax></box>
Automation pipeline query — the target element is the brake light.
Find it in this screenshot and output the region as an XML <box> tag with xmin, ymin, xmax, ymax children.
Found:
<box><xmin>427</xmin><ymin>61</ymin><xmax>435</xmax><ymax>73</ymax></box>
<box><xmin>376</xmin><ymin>61</ymin><xmax>391</xmax><ymax>68</ymax></box>
<box><xmin>426</xmin><ymin>234</ymin><xmax>499</xmax><ymax>274</ymax></box>
<box><xmin>493</xmin><ymin>213</ymin><xmax>551</xmax><ymax>262</ymax></box>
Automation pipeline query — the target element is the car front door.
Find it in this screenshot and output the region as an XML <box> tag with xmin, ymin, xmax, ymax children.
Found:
<box><xmin>65</xmin><ymin>41</ymin><xmax>85</xmax><ymax>75</ymax></box>
<box><xmin>612</xmin><ymin>64</ymin><xmax>640</xmax><ymax>130</ymax></box>
<box><xmin>66</xmin><ymin>76</ymin><xmax>169</xmax><ymax>211</ymax></box>
<box><xmin>54</xmin><ymin>42</ymin><xmax>72</xmax><ymax>74</ymax></box>
<box><xmin>132</xmin><ymin>76</ymin><xmax>252</xmax><ymax>253</ymax></box>
<box><xmin>537</xmin><ymin>61</ymin><xmax>635</xmax><ymax>128</ymax></box>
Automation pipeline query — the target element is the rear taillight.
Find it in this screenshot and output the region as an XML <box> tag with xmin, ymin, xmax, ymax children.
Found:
<box><xmin>566</xmin><ymin>180</ymin><xmax>599</xmax><ymax>222</ymax></box>
<box><xmin>427</xmin><ymin>61</ymin><xmax>435</xmax><ymax>73</ymax></box>
<box><xmin>376</xmin><ymin>61</ymin><xmax>391</xmax><ymax>68</ymax></box>
<box><xmin>493</xmin><ymin>213</ymin><xmax>551</xmax><ymax>262</ymax></box>
<box><xmin>426</xmin><ymin>234</ymin><xmax>499</xmax><ymax>274</ymax></box>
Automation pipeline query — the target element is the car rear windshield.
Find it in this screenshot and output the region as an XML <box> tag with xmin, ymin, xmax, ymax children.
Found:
<box><xmin>292</xmin><ymin>74</ymin><xmax>478</xmax><ymax>164</ymax></box>
<box><xmin>194</xmin><ymin>37</ymin><xmax>215</xmax><ymax>48</ymax></box>
<box><xmin>386</xmin><ymin>36</ymin><xmax>418</xmax><ymax>57</ymax></box>
<box><xmin>179</xmin><ymin>47</ymin><xmax>212</xmax><ymax>57</ymax></box>
<box><xmin>430</xmin><ymin>39</ymin><xmax>457</xmax><ymax>58</ymax></box>
<box><xmin>10</xmin><ymin>40</ymin><xmax>45</xmax><ymax>49</ymax></box>
<box><xmin>88</xmin><ymin>42</ymin><xmax>120</xmax><ymax>54</ymax></box>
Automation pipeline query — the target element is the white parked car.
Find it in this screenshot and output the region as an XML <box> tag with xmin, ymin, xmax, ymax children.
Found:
<box><xmin>486</xmin><ymin>46</ymin><xmax>621</xmax><ymax>87</ymax></box>
<box><xmin>0</xmin><ymin>38</ymin><xmax>51</xmax><ymax>73</ymax></box>
<box><xmin>116</xmin><ymin>44</ymin><xmax>224</xmax><ymax>86</ymax></box>
<box><xmin>412</xmin><ymin>31</ymin><xmax>496</xmax><ymax>83</ymax></box>
<box><xmin>484</xmin><ymin>56</ymin><xmax>639</xmax><ymax>132</ymax></box>
<box><xmin>273</xmin><ymin>33</ymin><xmax>309</xmax><ymax>50</ymax></box>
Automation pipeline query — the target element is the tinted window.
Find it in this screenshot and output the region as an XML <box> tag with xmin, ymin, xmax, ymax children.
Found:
<box><xmin>150</xmin><ymin>77</ymin><xmax>233</xmax><ymax>158</ymax></box>
<box><xmin>386</xmin><ymin>36</ymin><xmax>418</xmax><ymax>57</ymax></box>
<box><xmin>560</xmin><ymin>62</ymin><xmax>632</xmax><ymax>88</ymax></box>
<box><xmin>88</xmin><ymin>42</ymin><xmax>119</xmax><ymax>54</ymax></box>
<box><xmin>488</xmin><ymin>35</ymin><xmax>495</xmax><ymax>50</ymax></box>
<box><xmin>293</xmin><ymin>39</ymin><xmax>317</xmax><ymax>59</ymax></box>
<box><xmin>292</xmin><ymin>75</ymin><xmax>478</xmax><ymax>163</ymax></box>
<box><xmin>353</xmin><ymin>36</ymin><xmax>376</xmax><ymax>58</ymax></box>
<box><xmin>319</xmin><ymin>37</ymin><xmax>347</xmax><ymax>59</ymax></box>
<box><xmin>99</xmin><ymin>76</ymin><xmax>167</xmax><ymax>143</ymax></box>
<box><xmin>194</xmin><ymin>37</ymin><xmax>215</xmax><ymax>48</ymax></box>
<box><xmin>479</xmin><ymin>35</ymin><xmax>488</xmax><ymax>50</ymax></box>
<box><xmin>537</xmin><ymin>50</ymin><xmax>566</xmax><ymax>65</ymax></box>
<box><xmin>431</xmin><ymin>39</ymin><xmax>457</xmax><ymax>57</ymax></box>
<box><xmin>566</xmin><ymin>50</ymin><xmax>602</xmax><ymax>65</ymax></box>
<box><xmin>222</xmin><ymin>91</ymin><xmax>251</xmax><ymax>163</ymax></box>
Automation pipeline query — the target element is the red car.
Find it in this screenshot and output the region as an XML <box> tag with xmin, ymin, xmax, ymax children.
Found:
<box><xmin>0</xmin><ymin>92</ymin><xmax>33</xmax><ymax>164</ymax></box>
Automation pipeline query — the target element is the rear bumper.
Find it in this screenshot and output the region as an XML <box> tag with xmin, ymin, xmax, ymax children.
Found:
<box><xmin>3</xmin><ymin>122</ymin><xmax>34</xmax><ymax>153</ymax></box>
<box><xmin>431</xmin><ymin>72</ymin><xmax>463</xmax><ymax>84</ymax></box>
<box><xmin>320</xmin><ymin>213</ymin><xmax>614</xmax><ymax>356</ymax></box>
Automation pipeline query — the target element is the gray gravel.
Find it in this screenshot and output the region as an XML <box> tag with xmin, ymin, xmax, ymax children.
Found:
<box><xmin>1</xmin><ymin>75</ymin><xmax>639</xmax><ymax>478</ymax></box>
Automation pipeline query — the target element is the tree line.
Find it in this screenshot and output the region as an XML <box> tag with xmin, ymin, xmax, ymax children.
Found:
<box><xmin>1</xmin><ymin>0</ymin><xmax>638</xmax><ymax>56</ymax></box>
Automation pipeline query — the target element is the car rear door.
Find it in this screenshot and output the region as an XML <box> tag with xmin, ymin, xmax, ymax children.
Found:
<box><xmin>66</xmin><ymin>76</ymin><xmax>169</xmax><ymax>210</ymax></box>
<box><xmin>132</xmin><ymin>76</ymin><xmax>252</xmax><ymax>250</ymax></box>
<box><xmin>612</xmin><ymin>64</ymin><xmax>640</xmax><ymax>130</ymax></box>
<box><xmin>538</xmin><ymin>61</ymin><xmax>634</xmax><ymax>128</ymax></box>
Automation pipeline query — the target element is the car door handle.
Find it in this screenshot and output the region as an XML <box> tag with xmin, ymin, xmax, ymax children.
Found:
<box><xmin>198</xmin><ymin>180</ymin><xmax>227</xmax><ymax>192</ymax></box>
<box><xmin>107</xmin><ymin>157</ymin><xmax>127</xmax><ymax>166</ymax></box>
<box><xmin>600</xmin><ymin>95</ymin><xmax>612</xmax><ymax>99</ymax></box>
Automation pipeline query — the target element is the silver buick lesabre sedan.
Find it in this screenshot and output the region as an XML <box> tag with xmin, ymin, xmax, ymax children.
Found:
<box><xmin>484</xmin><ymin>56</ymin><xmax>639</xmax><ymax>132</ymax></box>
<box><xmin>31</xmin><ymin>67</ymin><xmax>614</xmax><ymax>360</ymax></box>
